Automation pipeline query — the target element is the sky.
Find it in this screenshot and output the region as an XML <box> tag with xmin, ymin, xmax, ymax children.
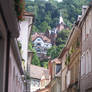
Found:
<box><xmin>30</xmin><ymin>0</ymin><xmax>63</xmax><ymax>2</ymax></box>
<box><xmin>57</xmin><ymin>0</ymin><xmax>62</xmax><ymax>2</ymax></box>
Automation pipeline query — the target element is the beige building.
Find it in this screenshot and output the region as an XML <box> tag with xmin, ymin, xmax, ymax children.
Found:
<box><xmin>66</xmin><ymin>23</ymin><xmax>81</xmax><ymax>92</ymax></box>
<box><xmin>48</xmin><ymin>58</ymin><xmax>61</xmax><ymax>92</ymax></box>
<box><xmin>30</xmin><ymin>64</ymin><xmax>48</xmax><ymax>92</ymax></box>
<box><xmin>79</xmin><ymin>5</ymin><xmax>92</xmax><ymax>92</ymax></box>
<box><xmin>58</xmin><ymin>48</ymin><xmax>68</xmax><ymax>92</ymax></box>
<box><xmin>36</xmin><ymin>69</ymin><xmax>50</xmax><ymax>92</ymax></box>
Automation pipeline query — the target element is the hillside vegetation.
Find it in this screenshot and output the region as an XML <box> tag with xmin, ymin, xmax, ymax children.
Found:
<box><xmin>26</xmin><ymin>0</ymin><xmax>90</xmax><ymax>67</ymax></box>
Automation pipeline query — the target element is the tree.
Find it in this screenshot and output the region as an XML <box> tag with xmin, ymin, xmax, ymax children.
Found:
<box><xmin>57</xmin><ymin>0</ymin><xmax>89</xmax><ymax>28</ymax></box>
<box><xmin>47</xmin><ymin>29</ymin><xmax>70</xmax><ymax>59</ymax></box>
<box><xmin>39</xmin><ymin>21</ymin><xmax>49</xmax><ymax>32</ymax></box>
<box><xmin>56</xmin><ymin>29</ymin><xmax>70</xmax><ymax>46</ymax></box>
<box><xmin>31</xmin><ymin>52</ymin><xmax>41</xmax><ymax>66</ymax></box>
<box><xmin>25</xmin><ymin>0</ymin><xmax>59</xmax><ymax>33</ymax></box>
<box><xmin>28</xmin><ymin>42</ymin><xmax>41</xmax><ymax>66</ymax></box>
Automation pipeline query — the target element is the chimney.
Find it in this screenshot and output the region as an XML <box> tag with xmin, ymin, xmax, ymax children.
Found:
<box><xmin>82</xmin><ymin>5</ymin><xmax>88</xmax><ymax>15</ymax></box>
<box><xmin>77</xmin><ymin>15</ymin><xmax>82</xmax><ymax>21</ymax></box>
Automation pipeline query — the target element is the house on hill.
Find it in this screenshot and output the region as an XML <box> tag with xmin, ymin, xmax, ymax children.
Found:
<box><xmin>32</xmin><ymin>33</ymin><xmax>52</xmax><ymax>60</ymax></box>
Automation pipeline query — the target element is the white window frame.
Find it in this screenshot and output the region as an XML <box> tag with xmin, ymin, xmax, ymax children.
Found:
<box><xmin>81</xmin><ymin>52</ymin><xmax>86</xmax><ymax>76</ymax></box>
<box><xmin>82</xmin><ymin>23</ymin><xmax>86</xmax><ymax>41</ymax></box>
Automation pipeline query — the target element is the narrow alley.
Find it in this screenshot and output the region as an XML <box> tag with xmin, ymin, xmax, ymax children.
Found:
<box><xmin>0</xmin><ymin>0</ymin><xmax>92</xmax><ymax>92</ymax></box>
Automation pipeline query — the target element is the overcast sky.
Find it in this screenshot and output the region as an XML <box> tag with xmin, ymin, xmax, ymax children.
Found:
<box><xmin>57</xmin><ymin>0</ymin><xmax>62</xmax><ymax>2</ymax></box>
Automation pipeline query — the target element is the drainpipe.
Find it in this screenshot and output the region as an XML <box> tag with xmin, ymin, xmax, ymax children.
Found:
<box><xmin>5</xmin><ymin>32</ymin><xmax>11</xmax><ymax>92</ymax></box>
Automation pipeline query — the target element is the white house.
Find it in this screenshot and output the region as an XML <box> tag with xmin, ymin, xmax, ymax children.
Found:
<box><xmin>18</xmin><ymin>12</ymin><xmax>34</xmax><ymax>70</ymax></box>
<box><xmin>32</xmin><ymin>33</ymin><xmax>52</xmax><ymax>58</ymax></box>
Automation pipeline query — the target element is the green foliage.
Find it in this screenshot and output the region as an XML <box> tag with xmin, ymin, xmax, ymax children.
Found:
<box><xmin>25</xmin><ymin>0</ymin><xmax>59</xmax><ymax>33</ymax></box>
<box><xmin>47</xmin><ymin>29</ymin><xmax>70</xmax><ymax>59</ymax></box>
<box><xmin>28</xmin><ymin>42</ymin><xmax>41</xmax><ymax>66</ymax></box>
<box><xmin>57</xmin><ymin>0</ymin><xmax>89</xmax><ymax>28</ymax></box>
<box><xmin>40</xmin><ymin>60</ymin><xmax>48</xmax><ymax>68</ymax></box>
<box><xmin>56</xmin><ymin>29</ymin><xmax>70</xmax><ymax>46</ymax></box>
<box><xmin>15</xmin><ymin>0</ymin><xmax>25</xmax><ymax>21</ymax></box>
<box><xmin>65</xmin><ymin>54</ymin><xmax>70</xmax><ymax>65</ymax></box>
<box><xmin>31</xmin><ymin>52</ymin><xmax>41</xmax><ymax>66</ymax></box>
<box><xmin>39</xmin><ymin>21</ymin><xmax>50</xmax><ymax>33</ymax></box>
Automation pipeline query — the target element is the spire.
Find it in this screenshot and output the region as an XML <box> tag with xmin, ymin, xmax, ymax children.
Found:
<box><xmin>59</xmin><ymin>12</ymin><xmax>64</xmax><ymax>23</ymax></box>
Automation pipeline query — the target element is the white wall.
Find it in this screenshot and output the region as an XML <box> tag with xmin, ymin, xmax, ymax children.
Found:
<box><xmin>30</xmin><ymin>78</ymin><xmax>40</xmax><ymax>92</ymax></box>
<box><xmin>18</xmin><ymin>16</ymin><xmax>33</xmax><ymax>69</ymax></box>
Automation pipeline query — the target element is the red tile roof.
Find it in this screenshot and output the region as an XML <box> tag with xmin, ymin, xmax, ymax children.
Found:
<box><xmin>32</xmin><ymin>33</ymin><xmax>51</xmax><ymax>43</ymax></box>
<box><xmin>30</xmin><ymin>64</ymin><xmax>48</xmax><ymax>79</ymax></box>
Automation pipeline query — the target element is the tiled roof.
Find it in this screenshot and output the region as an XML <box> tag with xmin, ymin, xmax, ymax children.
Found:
<box><xmin>30</xmin><ymin>64</ymin><xmax>48</xmax><ymax>79</ymax></box>
<box><xmin>32</xmin><ymin>33</ymin><xmax>51</xmax><ymax>43</ymax></box>
<box><xmin>24</xmin><ymin>11</ymin><xmax>34</xmax><ymax>16</ymax></box>
<box><xmin>43</xmin><ymin>70</ymin><xmax>49</xmax><ymax>79</ymax></box>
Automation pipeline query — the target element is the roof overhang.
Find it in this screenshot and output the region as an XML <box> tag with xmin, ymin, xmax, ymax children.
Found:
<box><xmin>0</xmin><ymin>0</ymin><xmax>20</xmax><ymax>38</ymax></box>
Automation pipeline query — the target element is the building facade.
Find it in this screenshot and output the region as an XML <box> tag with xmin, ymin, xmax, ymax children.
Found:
<box><xmin>80</xmin><ymin>5</ymin><xmax>92</xmax><ymax>92</ymax></box>
<box><xmin>58</xmin><ymin>48</ymin><xmax>68</xmax><ymax>92</ymax></box>
<box><xmin>0</xmin><ymin>0</ymin><xmax>21</xmax><ymax>92</ymax></box>
<box><xmin>66</xmin><ymin>24</ymin><xmax>81</xmax><ymax>92</ymax></box>
<box><xmin>18</xmin><ymin>12</ymin><xmax>34</xmax><ymax>70</ymax></box>
<box><xmin>32</xmin><ymin>33</ymin><xmax>52</xmax><ymax>60</ymax></box>
<box><xmin>48</xmin><ymin>58</ymin><xmax>61</xmax><ymax>92</ymax></box>
<box><xmin>30</xmin><ymin>64</ymin><xmax>48</xmax><ymax>92</ymax></box>
<box><xmin>8</xmin><ymin>39</ymin><xmax>24</xmax><ymax>92</ymax></box>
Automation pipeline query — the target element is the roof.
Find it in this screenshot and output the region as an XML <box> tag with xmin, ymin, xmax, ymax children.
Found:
<box><xmin>30</xmin><ymin>64</ymin><xmax>48</xmax><ymax>79</ymax></box>
<box><xmin>43</xmin><ymin>70</ymin><xmax>49</xmax><ymax>79</ymax></box>
<box><xmin>32</xmin><ymin>33</ymin><xmax>51</xmax><ymax>43</ymax></box>
<box><xmin>51</xmin><ymin>58</ymin><xmax>61</xmax><ymax>64</ymax></box>
<box><xmin>24</xmin><ymin>11</ymin><xmax>34</xmax><ymax>17</ymax></box>
<box><xmin>58</xmin><ymin>47</ymin><xmax>68</xmax><ymax>60</ymax></box>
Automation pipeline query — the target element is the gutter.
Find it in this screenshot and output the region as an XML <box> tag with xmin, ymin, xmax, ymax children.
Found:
<box><xmin>11</xmin><ymin>38</ymin><xmax>24</xmax><ymax>75</ymax></box>
<box><xmin>0</xmin><ymin>4</ymin><xmax>11</xmax><ymax>92</ymax></box>
<box><xmin>0</xmin><ymin>0</ymin><xmax>19</xmax><ymax>37</ymax></box>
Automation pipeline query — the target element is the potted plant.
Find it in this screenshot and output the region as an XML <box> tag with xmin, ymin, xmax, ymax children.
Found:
<box><xmin>15</xmin><ymin>0</ymin><xmax>25</xmax><ymax>21</ymax></box>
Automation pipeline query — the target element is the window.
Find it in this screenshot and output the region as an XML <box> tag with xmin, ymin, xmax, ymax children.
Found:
<box><xmin>71</xmin><ymin>66</ymin><xmax>74</xmax><ymax>83</ymax></box>
<box><xmin>88</xmin><ymin>50</ymin><xmax>91</xmax><ymax>72</ymax></box>
<box><xmin>37</xmin><ymin>43</ymin><xmax>41</xmax><ymax>46</ymax></box>
<box><xmin>86</xmin><ymin>49</ymin><xmax>91</xmax><ymax>74</ymax></box>
<box><xmin>36</xmin><ymin>48</ymin><xmax>41</xmax><ymax>52</ymax></box>
<box><xmin>56</xmin><ymin>64</ymin><xmax>61</xmax><ymax>74</ymax></box>
<box><xmin>81</xmin><ymin>53</ymin><xmax>86</xmax><ymax>76</ymax></box>
<box><xmin>37</xmin><ymin>38</ymin><xmax>41</xmax><ymax>41</ymax></box>
<box><xmin>86</xmin><ymin>17</ymin><xmax>90</xmax><ymax>36</ymax></box>
<box><xmin>86</xmin><ymin>51</ymin><xmax>89</xmax><ymax>74</ymax></box>
<box><xmin>82</xmin><ymin>23</ymin><xmax>86</xmax><ymax>41</ymax></box>
<box><xmin>75</xmin><ymin>59</ymin><xmax>79</xmax><ymax>81</ymax></box>
<box><xmin>13</xmin><ymin>67</ymin><xmax>15</xmax><ymax>80</ymax></box>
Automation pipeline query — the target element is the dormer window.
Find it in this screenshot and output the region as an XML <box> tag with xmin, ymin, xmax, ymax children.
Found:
<box><xmin>56</xmin><ymin>64</ymin><xmax>61</xmax><ymax>74</ymax></box>
<box><xmin>37</xmin><ymin>38</ymin><xmax>41</xmax><ymax>41</ymax></box>
<box><xmin>37</xmin><ymin>43</ymin><xmax>41</xmax><ymax>46</ymax></box>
